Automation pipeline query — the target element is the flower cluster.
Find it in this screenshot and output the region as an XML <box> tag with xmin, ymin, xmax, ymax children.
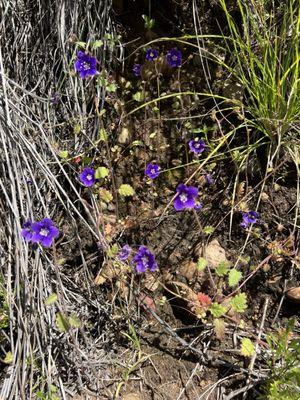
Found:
<box><xmin>118</xmin><ymin>245</ymin><xmax>158</xmax><ymax>274</ymax></box>
<box><xmin>145</xmin><ymin>163</ymin><xmax>160</xmax><ymax>179</ymax></box>
<box><xmin>240</xmin><ymin>211</ymin><xmax>258</xmax><ymax>229</ymax></box>
<box><xmin>133</xmin><ymin>47</ymin><xmax>182</xmax><ymax>76</ymax></box>
<box><xmin>79</xmin><ymin>167</ymin><xmax>96</xmax><ymax>187</ymax></box>
<box><xmin>74</xmin><ymin>51</ymin><xmax>97</xmax><ymax>79</ymax></box>
<box><xmin>174</xmin><ymin>184</ymin><xmax>201</xmax><ymax>211</ymax></box>
<box><xmin>21</xmin><ymin>218</ymin><xmax>59</xmax><ymax>247</ymax></box>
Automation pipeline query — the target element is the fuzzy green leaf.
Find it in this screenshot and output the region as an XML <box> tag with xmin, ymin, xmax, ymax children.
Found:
<box><xmin>58</xmin><ymin>150</ymin><xmax>69</xmax><ymax>159</ymax></box>
<box><xmin>95</xmin><ymin>167</ymin><xmax>109</xmax><ymax>179</ymax></box>
<box><xmin>215</xmin><ymin>261</ymin><xmax>230</xmax><ymax>277</ymax></box>
<box><xmin>99</xmin><ymin>128</ymin><xmax>108</xmax><ymax>141</ymax></box>
<box><xmin>241</xmin><ymin>338</ymin><xmax>255</xmax><ymax>357</ymax></box>
<box><xmin>56</xmin><ymin>312</ymin><xmax>70</xmax><ymax>332</ymax></box>
<box><xmin>197</xmin><ymin>257</ymin><xmax>207</xmax><ymax>271</ymax></box>
<box><xmin>210</xmin><ymin>303</ymin><xmax>227</xmax><ymax>318</ymax></box>
<box><xmin>230</xmin><ymin>293</ymin><xmax>248</xmax><ymax>313</ymax></box>
<box><xmin>99</xmin><ymin>188</ymin><xmax>113</xmax><ymax>203</ymax></box>
<box><xmin>3</xmin><ymin>351</ymin><xmax>13</xmax><ymax>364</ymax></box>
<box><xmin>69</xmin><ymin>314</ymin><xmax>81</xmax><ymax>328</ymax></box>
<box><xmin>92</xmin><ymin>40</ymin><xmax>103</xmax><ymax>49</ymax></box>
<box><xmin>118</xmin><ymin>184</ymin><xmax>135</xmax><ymax>197</ymax></box>
<box><xmin>45</xmin><ymin>293</ymin><xmax>58</xmax><ymax>306</ymax></box>
<box><xmin>228</xmin><ymin>269</ymin><xmax>242</xmax><ymax>287</ymax></box>
<box><xmin>203</xmin><ymin>226</ymin><xmax>214</xmax><ymax>235</ymax></box>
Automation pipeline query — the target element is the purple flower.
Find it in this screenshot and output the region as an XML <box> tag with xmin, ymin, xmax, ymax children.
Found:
<box><xmin>31</xmin><ymin>218</ymin><xmax>59</xmax><ymax>247</ymax></box>
<box><xmin>145</xmin><ymin>48</ymin><xmax>158</xmax><ymax>61</ymax></box>
<box><xmin>133</xmin><ymin>63</ymin><xmax>142</xmax><ymax>77</ymax></box>
<box><xmin>118</xmin><ymin>245</ymin><xmax>132</xmax><ymax>261</ymax></box>
<box><xmin>189</xmin><ymin>138</ymin><xmax>206</xmax><ymax>155</ymax></box>
<box><xmin>74</xmin><ymin>51</ymin><xmax>97</xmax><ymax>79</ymax></box>
<box><xmin>21</xmin><ymin>220</ymin><xmax>34</xmax><ymax>241</ymax></box>
<box><xmin>145</xmin><ymin>163</ymin><xmax>160</xmax><ymax>179</ymax></box>
<box><xmin>205</xmin><ymin>174</ymin><xmax>214</xmax><ymax>185</ymax></box>
<box><xmin>240</xmin><ymin>211</ymin><xmax>259</xmax><ymax>229</ymax></box>
<box><xmin>79</xmin><ymin>167</ymin><xmax>96</xmax><ymax>187</ymax></box>
<box><xmin>174</xmin><ymin>184</ymin><xmax>199</xmax><ymax>211</ymax></box>
<box><xmin>166</xmin><ymin>48</ymin><xmax>182</xmax><ymax>67</ymax></box>
<box><xmin>132</xmin><ymin>246</ymin><xmax>157</xmax><ymax>273</ymax></box>
<box><xmin>50</xmin><ymin>92</ymin><xmax>60</xmax><ymax>105</ymax></box>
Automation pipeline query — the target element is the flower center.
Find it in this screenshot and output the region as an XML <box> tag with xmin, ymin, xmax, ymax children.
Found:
<box><xmin>40</xmin><ymin>228</ymin><xmax>49</xmax><ymax>237</ymax></box>
<box><xmin>86</xmin><ymin>174</ymin><xmax>93</xmax><ymax>181</ymax></box>
<box><xmin>83</xmin><ymin>62</ymin><xmax>90</xmax><ymax>70</ymax></box>
<box><xmin>179</xmin><ymin>193</ymin><xmax>188</xmax><ymax>203</ymax></box>
<box><xmin>151</xmin><ymin>168</ymin><xmax>156</xmax><ymax>175</ymax></box>
<box><xmin>142</xmin><ymin>256</ymin><xmax>149</xmax><ymax>267</ymax></box>
<box><xmin>172</xmin><ymin>55</ymin><xmax>178</xmax><ymax>61</ymax></box>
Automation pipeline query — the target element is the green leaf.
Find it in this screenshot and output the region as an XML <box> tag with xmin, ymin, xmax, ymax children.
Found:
<box><xmin>241</xmin><ymin>337</ymin><xmax>255</xmax><ymax>357</ymax></box>
<box><xmin>210</xmin><ymin>303</ymin><xmax>227</xmax><ymax>318</ymax></box>
<box><xmin>228</xmin><ymin>269</ymin><xmax>242</xmax><ymax>287</ymax></box>
<box><xmin>92</xmin><ymin>40</ymin><xmax>103</xmax><ymax>49</ymax></box>
<box><xmin>75</xmin><ymin>41</ymin><xmax>86</xmax><ymax>48</ymax></box>
<box><xmin>106</xmin><ymin>83</ymin><xmax>117</xmax><ymax>92</ymax></box>
<box><xmin>3</xmin><ymin>351</ymin><xmax>13</xmax><ymax>364</ymax></box>
<box><xmin>118</xmin><ymin>184</ymin><xmax>135</xmax><ymax>197</ymax></box>
<box><xmin>95</xmin><ymin>166</ymin><xmax>109</xmax><ymax>179</ymax></box>
<box><xmin>215</xmin><ymin>261</ymin><xmax>230</xmax><ymax>277</ymax></box>
<box><xmin>69</xmin><ymin>314</ymin><xmax>81</xmax><ymax>328</ymax></box>
<box><xmin>45</xmin><ymin>293</ymin><xmax>58</xmax><ymax>306</ymax></box>
<box><xmin>73</xmin><ymin>124</ymin><xmax>81</xmax><ymax>135</ymax></box>
<box><xmin>130</xmin><ymin>140</ymin><xmax>143</xmax><ymax>147</ymax></box>
<box><xmin>133</xmin><ymin>92</ymin><xmax>144</xmax><ymax>102</ymax></box>
<box><xmin>58</xmin><ymin>150</ymin><xmax>69</xmax><ymax>159</ymax></box>
<box><xmin>107</xmin><ymin>243</ymin><xmax>119</xmax><ymax>257</ymax></box>
<box><xmin>56</xmin><ymin>312</ymin><xmax>70</xmax><ymax>332</ymax></box>
<box><xmin>99</xmin><ymin>188</ymin><xmax>113</xmax><ymax>203</ymax></box>
<box><xmin>197</xmin><ymin>257</ymin><xmax>207</xmax><ymax>271</ymax></box>
<box><xmin>203</xmin><ymin>225</ymin><xmax>214</xmax><ymax>235</ymax></box>
<box><xmin>230</xmin><ymin>293</ymin><xmax>248</xmax><ymax>313</ymax></box>
<box><xmin>99</xmin><ymin>128</ymin><xmax>108</xmax><ymax>141</ymax></box>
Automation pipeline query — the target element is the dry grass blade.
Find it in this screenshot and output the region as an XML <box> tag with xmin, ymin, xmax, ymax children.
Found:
<box><xmin>0</xmin><ymin>0</ymin><xmax>121</xmax><ymax>397</ymax></box>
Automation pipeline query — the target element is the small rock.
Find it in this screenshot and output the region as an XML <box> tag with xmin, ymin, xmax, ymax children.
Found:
<box><xmin>177</xmin><ymin>259</ymin><xmax>198</xmax><ymax>281</ymax></box>
<box><xmin>286</xmin><ymin>287</ymin><xmax>300</xmax><ymax>303</ymax></box>
<box><xmin>195</xmin><ymin>239</ymin><xmax>228</xmax><ymax>269</ymax></box>
<box><xmin>118</xmin><ymin>125</ymin><xmax>131</xmax><ymax>144</ymax></box>
<box><xmin>261</xmin><ymin>192</ymin><xmax>269</xmax><ymax>202</ymax></box>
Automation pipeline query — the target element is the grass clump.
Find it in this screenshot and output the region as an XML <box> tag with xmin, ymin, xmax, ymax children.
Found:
<box><xmin>219</xmin><ymin>0</ymin><xmax>300</xmax><ymax>161</ymax></box>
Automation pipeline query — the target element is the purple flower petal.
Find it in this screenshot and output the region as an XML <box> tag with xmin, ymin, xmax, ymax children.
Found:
<box><xmin>185</xmin><ymin>186</ymin><xmax>199</xmax><ymax>197</ymax></box>
<box><xmin>21</xmin><ymin>221</ymin><xmax>33</xmax><ymax>241</ymax></box>
<box><xmin>133</xmin><ymin>64</ymin><xmax>142</xmax><ymax>77</ymax></box>
<box><xmin>118</xmin><ymin>244</ymin><xmax>132</xmax><ymax>261</ymax></box>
